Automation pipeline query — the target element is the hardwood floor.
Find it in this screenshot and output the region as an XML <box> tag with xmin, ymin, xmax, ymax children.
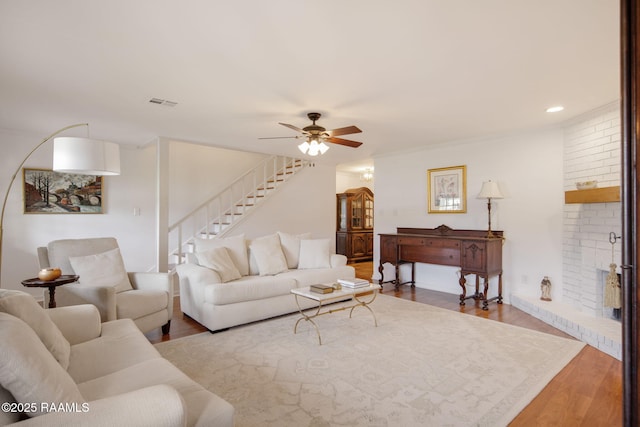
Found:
<box><xmin>146</xmin><ymin>261</ymin><xmax>622</xmax><ymax>426</ymax></box>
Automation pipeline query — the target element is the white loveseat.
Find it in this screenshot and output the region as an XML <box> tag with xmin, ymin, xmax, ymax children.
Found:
<box><xmin>176</xmin><ymin>232</ymin><xmax>356</xmax><ymax>332</ymax></box>
<box><xmin>0</xmin><ymin>290</ymin><xmax>234</xmax><ymax>427</ymax></box>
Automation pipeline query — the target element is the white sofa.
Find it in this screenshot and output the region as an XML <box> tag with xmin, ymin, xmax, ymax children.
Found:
<box><xmin>0</xmin><ymin>289</ymin><xmax>234</xmax><ymax>427</ymax></box>
<box><xmin>176</xmin><ymin>232</ymin><xmax>356</xmax><ymax>332</ymax></box>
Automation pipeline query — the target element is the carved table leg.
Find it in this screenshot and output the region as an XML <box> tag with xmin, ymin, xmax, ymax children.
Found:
<box><xmin>459</xmin><ymin>273</ymin><xmax>467</xmax><ymax>305</ymax></box>
<box><xmin>48</xmin><ymin>286</ymin><xmax>57</xmax><ymax>309</ymax></box>
<box><xmin>497</xmin><ymin>272</ymin><xmax>503</xmax><ymax>304</ymax></box>
<box><xmin>378</xmin><ymin>262</ymin><xmax>385</xmax><ymax>287</ymax></box>
<box><xmin>394</xmin><ymin>263</ymin><xmax>400</xmax><ymax>291</ymax></box>
<box><xmin>481</xmin><ymin>276</ymin><xmax>490</xmax><ymax>310</ymax></box>
<box><xmin>410</xmin><ymin>262</ymin><xmax>416</xmax><ymax>288</ymax></box>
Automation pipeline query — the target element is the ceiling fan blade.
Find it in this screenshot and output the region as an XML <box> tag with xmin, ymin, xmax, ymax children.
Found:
<box><xmin>258</xmin><ymin>136</ymin><xmax>300</xmax><ymax>140</ymax></box>
<box><xmin>325</xmin><ymin>136</ymin><xmax>363</xmax><ymax>148</ymax></box>
<box><xmin>327</xmin><ymin>125</ymin><xmax>362</xmax><ymax>137</ymax></box>
<box><xmin>278</xmin><ymin>122</ymin><xmax>306</xmax><ymax>133</ymax></box>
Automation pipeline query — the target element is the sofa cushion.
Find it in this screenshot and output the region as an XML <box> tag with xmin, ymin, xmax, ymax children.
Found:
<box><xmin>279</xmin><ymin>265</ymin><xmax>357</xmax><ymax>288</ymax></box>
<box><xmin>277</xmin><ymin>231</ymin><xmax>312</xmax><ymax>269</ymax></box>
<box><xmin>67</xmin><ymin>318</ymin><xmax>162</xmax><ymax>384</ymax></box>
<box><xmin>249</xmin><ymin>234</ymin><xmax>288</xmax><ymax>276</ymax></box>
<box><xmin>69</xmin><ymin>247</ymin><xmax>133</xmax><ymax>293</ymax></box>
<box><xmin>298</xmin><ymin>238</ymin><xmax>332</xmax><ymax>269</ymax></box>
<box><xmin>116</xmin><ymin>290</ymin><xmax>169</xmax><ymax>321</ymax></box>
<box><xmin>0</xmin><ymin>313</ymin><xmax>85</xmax><ymax>417</ymax></box>
<box><xmin>0</xmin><ymin>289</ymin><xmax>71</xmax><ymax>369</ymax></box>
<box><xmin>0</xmin><ymin>385</ymin><xmax>19</xmax><ymax>425</ymax></box>
<box><xmin>195</xmin><ymin>234</ymin><xmax>249</xmax><ymax>276</ymax></box>
<box><xmin>196</xmin><ymin>247</ymin><xmax>242</xmax><ymax>283</ymax></box>
<box><xmin>78</xmin><ymin>358</ymin><xmax>235</xmax><ymax>427</ymax></box>
<box><xmin>204</xmin><ymin>275</ymin><xmax>297</xmax><ymax>305</ymax></box>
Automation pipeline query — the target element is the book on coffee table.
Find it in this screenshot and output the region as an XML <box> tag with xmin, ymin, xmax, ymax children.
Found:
<box><xmin>310</xmin><ymin>284</ymin><xmax>334</xmax><ymax>294</ymax></box>
<box><xmin>337</xmin><ymin>278</ymin><xmax>370</xmax><ymax>288</ymax></box>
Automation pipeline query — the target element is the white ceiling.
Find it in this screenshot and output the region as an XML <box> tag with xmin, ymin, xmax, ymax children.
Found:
<box><xmin>0</xmin><ymin>1</ymin><xmax>620</xmax><ymax>172</ymax></box>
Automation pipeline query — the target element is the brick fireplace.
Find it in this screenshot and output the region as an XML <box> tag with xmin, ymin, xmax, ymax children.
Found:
<box><xmin>512</xmin><ymin>102</ymin><xmax>622</xmax><ymax>360</ymax></box>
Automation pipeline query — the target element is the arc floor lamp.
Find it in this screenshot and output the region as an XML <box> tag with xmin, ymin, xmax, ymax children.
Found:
<box><xmin>0</xmin><ymin>123</ymin><xmax>121</xmax><ymax>284</ymax></box>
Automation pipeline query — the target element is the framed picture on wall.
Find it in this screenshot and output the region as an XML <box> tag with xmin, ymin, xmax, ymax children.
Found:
<box><xmin>23</xmin><ymin>168</ymin><xmax>104</xmax><ymax>214</ymax></box>
<box><xmin>427</xmin><ymin>165</ymin><xmax>467</xmax><ymax>213</ymax></box>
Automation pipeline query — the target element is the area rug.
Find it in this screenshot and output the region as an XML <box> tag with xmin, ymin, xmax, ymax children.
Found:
<box><xmin>155</xmin><ymin>295</ymin><xmax>585</xmax><ymax>426</ymax></box>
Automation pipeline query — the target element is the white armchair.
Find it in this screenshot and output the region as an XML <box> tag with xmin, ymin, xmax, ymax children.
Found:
<box><xmin>37</xmin><ymin>237</ymin><xmax>173</xmax><ymax>335</ymax></box>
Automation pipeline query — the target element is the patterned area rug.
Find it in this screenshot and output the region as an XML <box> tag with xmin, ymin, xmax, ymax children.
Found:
<box><xmin>156</xmin><ymin>295</ymin><xmax>585</xmax><ymax>426</ymax></box>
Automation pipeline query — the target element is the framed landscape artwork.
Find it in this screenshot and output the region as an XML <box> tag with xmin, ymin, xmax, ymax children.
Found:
<box><xmin>427</xmin><ymin>165</ymin><xmax>467</xmax><ymax>213</ymax></box>
<box><xmin>23</xmin><ymin>168</ymin><xmax>103</xmax><ymax>214</ymax></box>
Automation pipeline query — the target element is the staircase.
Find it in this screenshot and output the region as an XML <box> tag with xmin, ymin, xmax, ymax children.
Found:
<box><xmin>168</xmin><ymin>155</ymin><xmax>311</xmax><ymax>265</ymax></box>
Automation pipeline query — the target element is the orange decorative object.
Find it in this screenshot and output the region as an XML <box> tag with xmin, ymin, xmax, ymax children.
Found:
<box><xmin>37</xmin><ymin>268</ymin><xmax>62</xmax><ymax>281</ymax></box>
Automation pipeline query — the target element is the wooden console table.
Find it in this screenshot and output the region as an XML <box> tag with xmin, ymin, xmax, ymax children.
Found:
<box><xmin>378</xmin><ymin>225</ymin><xmax>504</xmax><ymax>310</ymax></box>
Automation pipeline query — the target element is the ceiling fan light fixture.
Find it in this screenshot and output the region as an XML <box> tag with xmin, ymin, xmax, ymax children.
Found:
<box><xmin>307</xmin><ymin>140</ymin><xmax>320</xmax><ymax>156</ymax></box>
<box><xmin>318</xmin><ymin>141</ymin><xmax>329</xmax><ymax>154</ymax></box>
<box><xmin>298</xmin><ymin>141</ymin><xmax>310</xmax><ymax>154</ymax></box>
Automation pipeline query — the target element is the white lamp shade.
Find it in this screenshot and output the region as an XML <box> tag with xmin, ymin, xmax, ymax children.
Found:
<box><xmin>53</xmin><ymin>137</ymin><xmax>121</xmax><ymax>175</ymax></box>
<box><xmin>477</xmin><ymin>180</ymin><xmax>504</xmax><ymax>199</ymax></box>
<box><xmin>318</xmin><ymin>142</ymin><xmax>329</xmax><ymax>154</ymax></box>
<box><xmin>298</xmin><ymin>141</ymin><xmax>310</xmax><ymax>154</ymax></box>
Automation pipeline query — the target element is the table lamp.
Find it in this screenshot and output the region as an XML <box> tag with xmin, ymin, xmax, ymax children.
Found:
<box><xmin>477</xmin><ymin>180</ymin><xmax>504</xmax><ymax>238</ymax></box>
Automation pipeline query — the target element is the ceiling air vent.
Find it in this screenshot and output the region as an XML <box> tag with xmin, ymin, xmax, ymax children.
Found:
<box><xmin>149</xmin><ymin>98</ymin><xmax>178</xmax><ymax>107</ymax></box>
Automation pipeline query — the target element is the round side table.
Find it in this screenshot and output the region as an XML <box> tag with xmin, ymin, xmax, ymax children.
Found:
<box><xmin>21</xmin><ymin>275</ymin><xmax>79</xmax><ymax>308</ymax></box>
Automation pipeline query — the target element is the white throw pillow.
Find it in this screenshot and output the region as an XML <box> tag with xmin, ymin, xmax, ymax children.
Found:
<box><xmin>277</xmin><ymin>231</ymin><xmax>312</xmax><ymax>269</ymax></box>
<box><xmin>196</xmin><ymin>247</ymin><xmax>242</xmax><ymax>283</ymax></box>
<box><xmin>195</xmin><ymin>234</ymin><xmax>249</xmax><ymax>276</ymax></box>
<box><xmin>298</xmin><ymin>238</ymin><xmax>332</xmax><ymax>269</ymax></box>
<box><xmin>69</xmin><ymin>248</ymin><xmax>133</xmax><ymax>293</ymax></box>
<box><xmin>0</xmin><ymin>290</ymin><xmax>71</xmax><ymax>370</ymax></box>
<box><xmin>249</xmin><ymin>234</ymin><xmax>289</xmax><ymax>276</ymax></box>
<box><xmin>0</xmin><ymin>313</ymin><xmax>86</xmax><ymax>417</ymax></box>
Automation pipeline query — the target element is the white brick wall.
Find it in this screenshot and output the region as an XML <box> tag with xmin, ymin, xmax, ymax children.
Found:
<box><xmin>562</xmin><ymin>102</ymin><xmax>621</xmax><ymax>317</ymax></box>
<box><xmin>513</xmin><ymin>103</ymin><xmax>623</xmax><ymax>358</ymax></box>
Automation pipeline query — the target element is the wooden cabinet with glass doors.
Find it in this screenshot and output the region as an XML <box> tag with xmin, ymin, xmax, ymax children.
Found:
<box><xmin>336</xmin><ymin>187</ymin><xmax>374</xmax><ymax>262</ymax></box>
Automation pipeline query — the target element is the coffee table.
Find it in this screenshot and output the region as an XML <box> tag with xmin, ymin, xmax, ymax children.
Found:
<box><xmin>291</xmin><ymin>283</ymin><xmax>381</xmax><ymax>345</ymax></box>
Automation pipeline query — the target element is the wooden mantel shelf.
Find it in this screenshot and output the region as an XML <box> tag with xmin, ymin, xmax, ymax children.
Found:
<box><xmin>564</xmin><ymin>186</ymin><xmax>621</xmax><ymax>204</ymax></box>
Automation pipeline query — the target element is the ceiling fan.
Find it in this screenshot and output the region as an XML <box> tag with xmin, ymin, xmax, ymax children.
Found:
<box><xmin>259</xmin><ymin>112</ymin><xmax>363</xmax><ymax>156</ymax></box>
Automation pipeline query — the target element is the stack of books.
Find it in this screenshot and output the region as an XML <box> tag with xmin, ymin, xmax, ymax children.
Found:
<box><xmin>310</xmin><ymin>284</ymin><xmax>334</xmax><ymax>294</ymax></box>
<box><xmin>337</xmin><ymin>278</ymin><xmax>370</xmax><ymax>288</ymax></box>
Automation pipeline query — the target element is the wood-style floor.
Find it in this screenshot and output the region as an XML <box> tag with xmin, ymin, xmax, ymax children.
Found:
<box><xmin>146</xmin><ymin>261</ymin><xmax>622</xmax><ymax>426</ymax></box>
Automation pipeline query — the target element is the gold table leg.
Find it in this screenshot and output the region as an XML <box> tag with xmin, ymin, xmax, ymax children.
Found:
<box><xmin>293</xmin><ymin>289</ymin><xmax>380</xmax><ymax>345</ymax></box>
<box><xmin>293</xmin><ymin>294</ymin><xmax>323</xmax><ymax>345</ymax></box>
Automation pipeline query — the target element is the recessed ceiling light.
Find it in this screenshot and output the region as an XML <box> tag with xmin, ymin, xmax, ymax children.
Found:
<box><xmin>546</xmin><ymin>106</ymin><xmax>564</xmax><ymax>113</ymax></box>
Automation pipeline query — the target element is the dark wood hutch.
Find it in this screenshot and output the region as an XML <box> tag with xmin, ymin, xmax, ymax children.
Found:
<box><xmin>336</xmin><ymin>187</ymin><xmax>374</xmax><ymax>262</ymax></box>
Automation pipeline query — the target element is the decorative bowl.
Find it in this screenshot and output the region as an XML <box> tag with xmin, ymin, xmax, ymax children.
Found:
<box><xmin>576</xmin><ymin>180</ymin><xmax>598</xmax><ymax>190</ymax></box>
<box><xmin>38</xmin><ymin>268</ymin><xmax>62</xmax><ymax>281</ymax></box>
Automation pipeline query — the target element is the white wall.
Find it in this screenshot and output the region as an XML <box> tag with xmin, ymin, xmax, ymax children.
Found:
<box><xmin>373</xmin><ymin>128</ymin><xmax>565</xmax><ymax>303</ymax></box>
<box><xmin>230</xmin><ymin>163</ymin><xmax>337</xmax><ymax>242</ymax></box>
<box><xmin>168</xmin><ymin>141</ymin><xmax>268</xmax><ymax>224</ymax></box>
<box><xmin>0</xmin><ymin>128</ymin><xmax>158</xmax><ymax>296</ymax></box>
<box><xmin>336</xmin><ymin>170</ymin><xmax>374</xmax><ymax>193</ymax></box>
<box><xmin>0</xmin><ymin>128</ymin><xmax>338</xmax><ymax>298</ymax></box>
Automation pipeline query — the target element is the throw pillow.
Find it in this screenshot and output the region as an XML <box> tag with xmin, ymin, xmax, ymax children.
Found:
<box><xmin>0</xmin><ymin>289</ymin><xmax>71</xmax><ymax>370</ymax></box>
<box><xmin>196</xmin><ymin>247</ymin><xmax>242</xmax><ymax>283</ymax></box>
<box><xmin>277</xmin><ymin>231</ymin><xmax>312</xmax><ymax>269</ymax></box>
<box><xmin>249</xmin><ymin>234</ymin><xmax>289</xmax><ymax>276</ymax></box>
<box><xmin>298</xmin><ymin>238</ymin><xmax>331</xmax><ymax>269</ymax></box>
<box><xmin>0</xmin><ymin>313</ymin><xmax>86</xmax><ymax>417</ymax></box>
<box><xmin>68</xmin><ymin>247</ymin><xmax>133</xmax><ymax>293</ymax></box>
<box><xmin>194</xmin><ymin>234</ymin><xmax>249</xmax><ymax>276</ymax></box>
